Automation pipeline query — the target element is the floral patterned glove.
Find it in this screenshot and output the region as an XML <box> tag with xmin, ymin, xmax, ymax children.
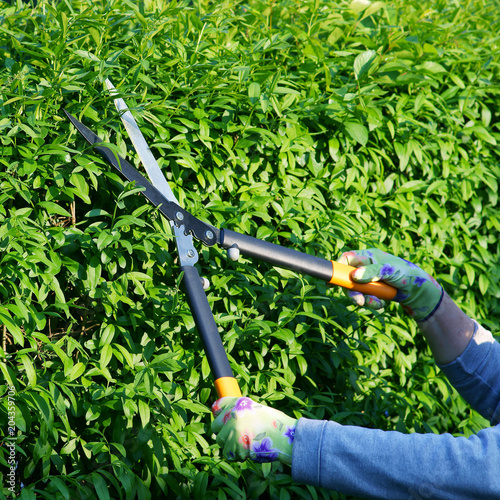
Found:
<box><xmin>339</xmin><ymin>248</ymin><xmax>444</xmax><ymax>321</ymax></box>
<box><xmin>211</xmin><ymin>397</ymin><xmax>298</xmax><ymax>466</ymax></box>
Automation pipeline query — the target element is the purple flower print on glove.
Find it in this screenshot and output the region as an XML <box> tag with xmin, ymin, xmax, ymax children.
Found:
<box><xmin>252</xmin><ymin>437</ymin><xmax>280</xmax><ymax>462</ymax></box>
<box><xmin>283</xmin><ymin>425</ymin><xmax>296</xmax><ymax>444</ymax></box>
<box><xmin>234</xmin><ymin>397</ymin><xmax>254</xmax><ymax>413</ymax></box>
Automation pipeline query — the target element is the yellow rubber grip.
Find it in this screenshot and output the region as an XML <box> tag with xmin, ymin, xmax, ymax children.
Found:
<box><xmin>330</xmin><ymin>261</ymin><xmax>398</xmax><ymax>301</ymax></box>
<box><xmin>215</xmin><ymin>377</ymin><xmax>242</xmax><ymax>398</ymax></box>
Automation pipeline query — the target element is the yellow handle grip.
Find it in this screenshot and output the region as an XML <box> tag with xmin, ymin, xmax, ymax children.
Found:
<box><xmin>215</xmin><ymin>377</ymin><xmax>242</xmax><ymax>398</ymax></box>
<box><xmin>330</xmin><ymin>261</ymin><xmax>398</xmax><ymax>301</ymax></box>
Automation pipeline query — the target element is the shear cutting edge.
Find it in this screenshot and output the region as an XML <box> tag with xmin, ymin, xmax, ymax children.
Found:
<box><xmin>105</xmin><ymin>79</ymin><xmax>198</xmax><ymax>267</ymax></box>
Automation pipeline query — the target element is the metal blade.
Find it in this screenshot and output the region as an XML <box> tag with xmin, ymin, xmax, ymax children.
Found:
<box><xmin>64</xmin><ymin>110</ymin><xmax>219</xmax><ymax>249</ymax></box>
<box><xmin>104</xmin><ymin>79</ymin><xmax>199</xmax><ymax>266</ymax></box>
<box><xmin>104</xmin><ymin>79</ymin><xmax>179</xmax><ymax>203</ymax></box>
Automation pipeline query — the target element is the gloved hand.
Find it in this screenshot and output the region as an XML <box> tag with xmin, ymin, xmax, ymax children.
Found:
<box><xmin>339</xmin><ymin>248</ymin><xmax>443</xmax><ymax>321</ymax></box>
<box><xmin>211</xmin><ymin>397</ymin><xmax>298</xmax><ymax>465</ymax></box>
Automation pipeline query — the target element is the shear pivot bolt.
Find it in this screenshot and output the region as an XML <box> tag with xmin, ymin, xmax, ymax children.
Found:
<box><xmin>176</xmin><ymin>212</ymin><xmax>184</xmax><ymax>221</ymax></box>
<box><xmin>187</xmin><ymin>249</ymin><xmax>195</xmax><ymax>258</ymax></box>
<box><xmin>205</xmin><ymin>230</ymin><xmax>214</xmax><ymax>240</ymax></box>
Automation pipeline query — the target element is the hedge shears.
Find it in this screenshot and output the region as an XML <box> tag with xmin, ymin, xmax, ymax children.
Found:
<box><xmin>64</xmin><ymin>80</ymin><xmax>396</xmax><ymax>398</ymax></box>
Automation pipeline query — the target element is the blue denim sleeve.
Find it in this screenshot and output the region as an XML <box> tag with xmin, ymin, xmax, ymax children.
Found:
<box><xmin>291</xmin><ymin>323</ymin><xmax>500</xmax><ymax>499</ymax></box>
<box><xmin>292</xmin><ymin>419</ymin><xmax>500</xmax><ymax>499</ymax></box>
<box><xmin>438</xmin><ymin>322</ymin><xmax>500</xmax><ymax>424</ymax></box>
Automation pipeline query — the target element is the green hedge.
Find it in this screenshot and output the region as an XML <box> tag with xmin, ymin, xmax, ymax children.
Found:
<box><xmin>0</xmin><ymin>0</ymin><xmax>499</xmax><ymax>498</ymax></box>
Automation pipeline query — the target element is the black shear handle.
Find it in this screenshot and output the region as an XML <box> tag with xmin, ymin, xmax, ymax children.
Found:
<box><xmin>220</xmin><ymin>229</ymin><xmax>397</xmax><ymax>300</ymax></box>
<box><xmin>181</xmin><ymin>265</ymin><xmax>242</xmax><ymax>398</ymax></box>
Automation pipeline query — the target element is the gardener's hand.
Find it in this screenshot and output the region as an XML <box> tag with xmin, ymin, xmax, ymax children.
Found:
<box><xmin>339</xmin><ymin>248</ymin><xmax>443</xmax><ymax>321</ymax></box>
<box><xmin>211</xmin><ymin>397</ymin><xmax>298</xmax><ymax>466</ymax></box>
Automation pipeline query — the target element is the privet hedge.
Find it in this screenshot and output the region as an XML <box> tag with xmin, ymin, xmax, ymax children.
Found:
<box><xmin>0</xmin><ymin>0</ymin><xmax>499</xmax><ymax>498</ymax></box>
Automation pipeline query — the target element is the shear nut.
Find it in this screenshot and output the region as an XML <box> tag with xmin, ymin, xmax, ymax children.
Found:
<box><xmin>228</xmin><ymin>245</ymin><xmax>240</xmax><ymax>261</ymax></box>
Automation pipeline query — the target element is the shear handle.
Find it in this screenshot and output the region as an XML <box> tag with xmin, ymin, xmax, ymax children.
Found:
<box><xmin>181</xmin><ymin>265</ymin><xmax>242</xmax><ymax>398</ymax></box>
<box><xmin>220</xmin><ymin>229</ymin><xmax>397</xmax><ymax>300</ymax></box>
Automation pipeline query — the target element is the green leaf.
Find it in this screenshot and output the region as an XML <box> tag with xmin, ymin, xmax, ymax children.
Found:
<box><xmin>68</xmin><ymin>362</ymin><xmax>86</xmax><ymax>381</ymax></box>
<box><xmin>70</xmin><ymin>172</ymin><xmax>91</xmax><ymax>203</ymax></box>
<box><xmin>296</xmin><ymin>355</ymin><xmax>308</xmax><ymax>376</ymax></box>
<box><xmin>138</xmin><ymin>399</ymin><xmax>151</xmax><ymax>428</ymax></box>
<box><xmin>328</xmin><ymin>137</ymin><xmax>339</xmax><ymax>160</ymax></box>
<box><xmin>96</xmin><ymin>231</ymin><xmax>114</xmax><ymax>251</ymax></box>
<box><xmin>193</xmin><ymin>471</ymin><xmax>209</xmax><ymax>500</ymax></box>
<box><xmin>92</xmin><ymin>471</ymin><xmax>110</xmax><ymax>500</ymax></box>
<box><xmin>361</xmin><ymin>1</ymin><xmax>385</xmax><ymax>19</ymax></box>
<box><xmin>100</xmin><ymin>324</ymin><xmax>116</xmax><ymax>346</ymax></box>
<box><xmin>417</xmin><ymin>61</ymin><xmax>447</xmax><ymax>74</ymax></box>
<box><xmin>50</xmin><ymin>477</ymin><xmax>70</xmax><ymax>500</ymax></box>
<box><xmin>469</xmin><ymin>126</ymin><xmax>497</xmax><ymax>145</ymax></box>
<box><xmin>100</xmin><ymin>344</ymin><xmax>113</xmax><ymax>370</ymax></box>
<box><xmin>345</xmin><ymin>121</ymin><xmax>368</xmax><ymax>146</ymax></box>
<box><xmin>0</xmin><ymin>362</ymin><xmax>15</xmax><ymax>387</ymax></box>
<box><xmin>20</xmin><ymin>354</ymin><xmax>37</xmax><ymax>387</ymax></box>
<box><xmin>463</xmin><ymin>263</ymin><xmax>475</xmax><ymax>286</ymax></box>
<box><xmin>51</xmin><ymin>343</ymin><xmax>73</xmax><ymax>376</ymax></box>
<box><xmin>74</xmin><ymin>49</ymin><xmax>101</xmax><ymax>61</ymax></box>
<box><xmin>113</xmin><ymin>343</ymin><xmax>134</xmax><ymax>369</ymax></box>
<box><xmin>354</xmin><ymin>50</ymin><xmax>376</xmax><ymax>80</ymax></box>
<box><xmin>20</xmin><ymin>487</ymin><xmax>37</xmax><ymax>500</ymax></box>
<box><xmin>396</xmin><ymin>180</ymin><xmax>426</xmax><ymax>193</ymax></box>
<box><xmin>38</xmin><ymin>201</ymin><xmax>71</xmax><ymax>217</ymax></box>
<box><xmin>478</xmin><ymin>273</ymin><xmax>489</xmax><ymax>295</ymax></box>
<box><xmin>248</xmin><ymin>82</ymin><xmax>261</xmax><ymax>105</ymax></box>
<box><xmin>85</xmin><ymin>209</ymin><xmax>112</xmax><ymax>217</ymax></box>
<box><xmin>87</xmin><ymin>255</ymin><xmax>102</xmax><ymax>290</ymax></box>
<box><xmin>0</xmin><ymin>307</ymin><xmax>24</xmax><ymax>345</ymax></box>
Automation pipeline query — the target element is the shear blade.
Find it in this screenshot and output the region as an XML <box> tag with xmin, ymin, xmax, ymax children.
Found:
<box><xmin>64</xmin><ymin>110</ymin><xmax>219</xmax><ymax>248</ymax></box>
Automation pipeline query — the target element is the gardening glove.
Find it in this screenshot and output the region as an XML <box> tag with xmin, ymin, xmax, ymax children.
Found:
<box><xmin>339</xmin><ymin>248</ymin><xmax>443</xmax><ymax>321</ymax></box>
<box><xmin>211</xmin><ymin>397</ymin><xmax>298</xmax><ymax>466</ymax></box>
